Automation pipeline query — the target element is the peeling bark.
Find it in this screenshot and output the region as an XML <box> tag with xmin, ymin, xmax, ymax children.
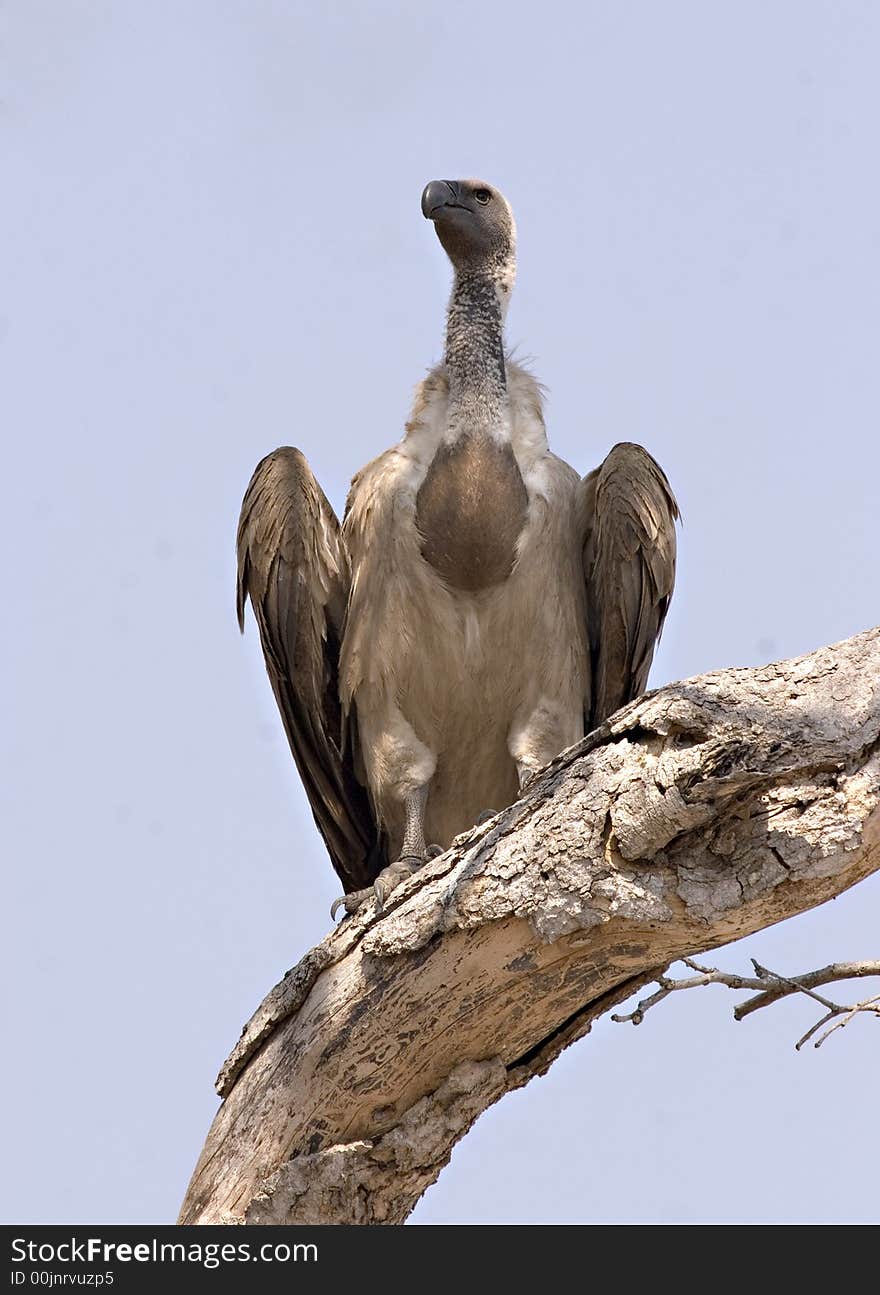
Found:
<box><xmin>179</xmin><ymin>626</ymin><xmax>880</xmax><ymax>1225</ymax></box>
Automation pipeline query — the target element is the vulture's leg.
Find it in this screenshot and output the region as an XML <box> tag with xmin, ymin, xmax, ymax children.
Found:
<box><xmin>372</xmin><ymin>786</ymin><xmax>434</xmax><ymax>907</ymax></box>
<box><xmin>331</xmin><ymin>786</ymin><xmax>443</xmax><ymax>919</ymax></box>
<box><xmin>509</xmin><ymin>697</ymin><xmax>584</xmax><ymax>793</ymax></box>
<box><xmin>331</xmin><ymin>701</ymin><xmax>446</xmax><ymax>918</ymax></box>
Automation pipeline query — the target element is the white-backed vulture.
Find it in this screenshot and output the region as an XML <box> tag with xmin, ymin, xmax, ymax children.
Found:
<box><xmin>237</xmin><ymin>178</ymin><xmax>679</xmax><ymax>915</ymax></box>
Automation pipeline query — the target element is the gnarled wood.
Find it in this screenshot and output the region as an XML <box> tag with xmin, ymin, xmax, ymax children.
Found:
<box><xmin>180</xmin><ymin>625</ymin><xmax>880</xmax><ymax>1225</ymax></box>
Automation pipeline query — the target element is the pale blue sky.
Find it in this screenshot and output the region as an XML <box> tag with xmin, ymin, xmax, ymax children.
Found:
<box><xmin>3</xmin><ymin>1</ymin><xmax>878</xmax><ymax>1224</ymax></box>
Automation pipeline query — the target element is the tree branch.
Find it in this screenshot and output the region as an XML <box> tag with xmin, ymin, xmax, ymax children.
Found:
<box><xmin>611</xmin><ymin>955</ymin><xmax>880</xmax><ymax>1048</ymax></box>
<box><xmin>179</xmin><ymin>625</ymin><xmax>880</xmax><ymax>1225</ymax></box>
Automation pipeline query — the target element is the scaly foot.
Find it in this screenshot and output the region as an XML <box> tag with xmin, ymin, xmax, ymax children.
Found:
<box><xmin>330</xmin><ymin>845</ymin><xmax>443</xmax><ymax>921</ymax></box>
<box><xmin>373</xmin><ymin>852</ymin><xmax>424</xmax><ymax>908</ymax></box>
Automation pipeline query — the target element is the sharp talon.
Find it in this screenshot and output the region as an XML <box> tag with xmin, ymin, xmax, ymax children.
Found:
<box><xmin>475</xmin><ymin>810</ymin><xmax>496</xmax><ymax>826</ymax></box>
<box><xmin>426</xmin><ymin>844</ymin><xmax>444</xmax><ymax>859</ymax></box>
<box><xmin>330</xmin><ymin>884</ymin><xmax>373</xmax><ymax>921</ymax></box>
<box><xmin>373</xmin><ymin>879</ymin><xmax>388</xmax><ymax>910</ymax></box>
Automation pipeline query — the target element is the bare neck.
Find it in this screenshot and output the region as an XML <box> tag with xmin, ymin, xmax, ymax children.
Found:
<box><xmin>444</xmin><ymin>269</ymin><xmax>509</xmax><ymax>438</ymax></box>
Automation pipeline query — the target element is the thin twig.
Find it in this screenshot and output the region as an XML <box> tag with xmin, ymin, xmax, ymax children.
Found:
<box><xmin>794</xmin><ymin>1008</ymin><xmax>839</xmax><ymax>1051</ymax></box>
<box><xmin>805</xmin><ymin>994</ymin><xmax>880</xmax><ymax>1051</ymax></box>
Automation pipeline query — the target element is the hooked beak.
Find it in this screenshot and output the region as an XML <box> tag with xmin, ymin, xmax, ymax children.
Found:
<box><xmin>421</xmin><ymin>179</ymin><xmax>461</xmax><ymax>220</ymax></box>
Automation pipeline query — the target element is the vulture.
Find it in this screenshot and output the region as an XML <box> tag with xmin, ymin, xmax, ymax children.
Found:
<box><xmin>237</xmin><ymin>179</ymin><xmax>679</xmax><ymax>917</ymax></box>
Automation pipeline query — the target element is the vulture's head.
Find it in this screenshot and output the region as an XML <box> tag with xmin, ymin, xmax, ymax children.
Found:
<box><xmin>421</xmin><ymin>178</ymin><xmax>516</xmax><ymax>291</ymax></box>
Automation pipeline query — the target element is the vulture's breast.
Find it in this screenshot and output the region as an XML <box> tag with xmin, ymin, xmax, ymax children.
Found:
<box><xmin>415</xmin><ymin>433</ymin><xmax>529</xmax><ymax>592</ymax></box>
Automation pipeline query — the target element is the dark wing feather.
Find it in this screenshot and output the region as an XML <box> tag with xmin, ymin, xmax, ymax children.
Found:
<box><xmin>236</xmin><ymin>447</ymin><xmax>385</xmax><ymax>892</ymax></box>
<box><xmin>580</xmin><ymin>442</ymin><xmax>679</xmax><ymax>729</ymax></box>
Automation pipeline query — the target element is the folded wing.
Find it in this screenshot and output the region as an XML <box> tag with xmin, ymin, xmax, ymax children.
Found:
<box><xmin>236</xmin><ymin>447</ymin><xmax>385</xmax><ymax>892</ymax></box>
<box><xmin>580</xmin><ymin>442</ymin><xmax>679</xmax><ymax>729</ymax></box>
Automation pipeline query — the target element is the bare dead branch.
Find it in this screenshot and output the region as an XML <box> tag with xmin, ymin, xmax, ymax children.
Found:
<box><xmin>735</xmin><ymin>960</ymin><xmax>880</xmax><ymax>1018</ymax></box>
<box><xmin>612</xmin><ymin>956</ymin><xmax>880</xmax><ymax>1050</ymax></box>
<box><xmin>610</xmin><ymin>957</ymin><xmax>768</xmax><ymax>1023</ymax></box>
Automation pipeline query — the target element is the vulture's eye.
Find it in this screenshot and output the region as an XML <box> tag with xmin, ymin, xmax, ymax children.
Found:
<box><xmin>473</xmin><ymin>189</ymin><xmax>491</xmax><ymax>205</ymax></box>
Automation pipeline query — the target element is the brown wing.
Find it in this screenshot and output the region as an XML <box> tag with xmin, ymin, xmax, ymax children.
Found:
<box><xmin>580</xmin><ymin>442</ymin><xmax>679</xmax><ymax>729</ymax></box>
<box><xmin>236</xmin><ymin>447</ymin><xmax>386</xmax><ymax>892</ymax></box>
